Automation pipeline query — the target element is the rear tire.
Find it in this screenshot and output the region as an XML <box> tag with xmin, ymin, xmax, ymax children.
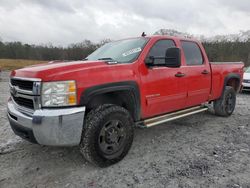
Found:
<box><xmin>213</xmin><ymin>86</ymin><xmax>236</xmax><ymax>117</ymax></box>
<box><xmin>80</xmin><ymin>104</ymin><xmax>134</xmax><ymax>167</ymax></box>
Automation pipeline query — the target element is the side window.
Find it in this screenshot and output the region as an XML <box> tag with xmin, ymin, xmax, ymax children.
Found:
<box><xmin>147</xmin><ymin>40</ymin><xmax>176</xmax><ymax>65</ymax></box>
<box><xmin>181</xmin><ymin>41</ymin><xmax>203</xmax><ymax>65</ymax></box>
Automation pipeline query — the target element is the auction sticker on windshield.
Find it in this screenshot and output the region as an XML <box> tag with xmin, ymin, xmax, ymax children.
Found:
<box><xmin>122</xmin><ymin>47</ymin><xmax>142</xmax><ymax>57</ymax></box>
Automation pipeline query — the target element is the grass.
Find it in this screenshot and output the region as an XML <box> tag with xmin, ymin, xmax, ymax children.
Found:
<box><xmin>0</xmin><ymin>59</ymin><xmax>47</xmax><ymax>70</ymax></box>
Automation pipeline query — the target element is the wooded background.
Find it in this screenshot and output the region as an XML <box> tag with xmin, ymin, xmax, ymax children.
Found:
<box><xmin>0</xmin><ymin>39</ymin><xmax>249</xmax><ymax>66</ymax></box>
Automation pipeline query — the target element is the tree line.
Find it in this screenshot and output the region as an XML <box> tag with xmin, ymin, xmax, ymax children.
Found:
<box><xmin>0</xmin><ymin>39</ymin><xmax>249</xmax><ymax>66</ymax></box>
<box><xmin>203</xmin><ymin>41</ymin><xmax>250</xmax><ymax>66</ymax></box>
<box><xmin>0</xmin><ymin>39</ymin><xmax>110</xmax><ymax>61</ymax></box>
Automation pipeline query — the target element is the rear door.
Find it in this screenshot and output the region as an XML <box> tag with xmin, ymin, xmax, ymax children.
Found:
<box><xmin>181</xmin><ymin>41</ymin><xmax>211</xmax><ymax>107</ymax></box>
<box><xmin>140</xmin><ymin>39</ymin><xmax>187</xmax><ymax>118</ymax></box>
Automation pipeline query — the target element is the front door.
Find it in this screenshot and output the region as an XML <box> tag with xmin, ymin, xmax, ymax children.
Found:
<box><xmin>140</xmin><ymin>39</ymin><xmax>187</xmax><ymax>118</ymax></box>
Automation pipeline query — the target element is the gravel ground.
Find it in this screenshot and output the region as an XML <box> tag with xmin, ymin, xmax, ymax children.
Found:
<box><xmin>0</xmin><ymin>71</ymin><xmax>250</xmax><ymax>188</ymax></box>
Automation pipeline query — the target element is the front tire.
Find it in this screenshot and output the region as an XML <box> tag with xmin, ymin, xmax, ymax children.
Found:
<box><xmin>80</xmin><ymin>104</ymin><xmax>134</xmax><ymax>167</ymax></box>
<box><xmin>213</xmin><ymin>86</ymin><xmax>236</xmax><ymax>117</ymax></box>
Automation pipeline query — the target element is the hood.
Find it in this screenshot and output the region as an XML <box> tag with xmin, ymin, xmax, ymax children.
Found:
<box><xmin>243</xmin><ymin>72</ymin><xmax>250</xmax><ymax>80</ymax></box>
<box><xmin>11</xmin><ymin>60</ymin><xmax>111</xmax><ymax>81</ymax></box>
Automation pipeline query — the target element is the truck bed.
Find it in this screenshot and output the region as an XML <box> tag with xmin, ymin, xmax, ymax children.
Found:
<box><xmin>210</xmin><ymin>62</ymin><xmax>244</xmax><ymax>100</ymax></box>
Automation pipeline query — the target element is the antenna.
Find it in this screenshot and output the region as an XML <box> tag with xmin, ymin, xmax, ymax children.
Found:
<box><xmin>141</xmin><ymin>32</ymin><xmax>146</xmax><ymax>37</ymax></box>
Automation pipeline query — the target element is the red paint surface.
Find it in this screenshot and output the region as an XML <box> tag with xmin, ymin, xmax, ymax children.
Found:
<box><xmin>11</xmin><ymin>36</ymin><xmax>244</xmax><ymax>119</ymax></box>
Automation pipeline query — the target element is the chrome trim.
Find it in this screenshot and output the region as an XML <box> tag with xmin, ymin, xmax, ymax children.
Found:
<box><xmin>14</xmin><ymin>93</ymin><xmax>34</xmax><ymax>99</ymax></box>
<box><xmin>144</xmin><ymin>106</ymin><xmax>208</xmax><ymax>128</ymax></box>
<box><xmin>210</xmin><ymin>61</ymin><xmax>244</xmax><ymax>65</ymax></box>
<box><xmin>8</xmin><ymin>101</ymin><xmax>33</xmax><ymax>129</ymax></box>
<box><xmin>10</xmin><ymin>91</ymin><xmax>41</xmax><ymax>110</ymax></box>
<box><xmin>10</xmin><ymin>76</ymin><xmax>42</xmax><ymax>82</ymax></box>
<box><xmin>33</xmin><ymin>106</ymin><xmax>85</xmax><ymax>146</ymax></box>
<box><xmin>9</xmin><ymin>80</ymin><xmax>41</xmax><ymax>96</ymax></box>
<box><xmin>33</xmin><ymin>96</ymin><xmax>42</xmax><ymax>109</ymax></box>
<box><xmin>9</xmin><ymin>83</ymin><xmax>34</xmax><ymax>95</ymax></box>
<box><xmin>10</xmin><ymin>97</ymin><xmax>34</xmax><ymax>116</ymax></box>
<box><xmin>33</xmin><ymin>81</ymin><xmax>41</xmax><ymax>95</ymax></box>
<box><xmin>9</xmin><ymin>76</ymin><xmax>42</xmax><ymax>110</ymax></box>
<box><xmin>7</xmin><ymin>100</ymin><xmax>86</xmax><ymax>146</ymax></box>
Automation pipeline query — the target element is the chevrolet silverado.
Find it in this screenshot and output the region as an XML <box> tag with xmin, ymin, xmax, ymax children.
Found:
<box><xmin>7</xmin><ymin>35</ymin><xmax>244</xmax><ymax>167</ymax></box>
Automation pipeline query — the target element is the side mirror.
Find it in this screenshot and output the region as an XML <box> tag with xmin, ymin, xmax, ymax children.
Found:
<box><xmin>165</xmin><ymin>48</ymin><xmax>181</xmax><ymax>68</ymax></box>
<box><xmin>145</xmin><ymin>56</ymin><xmax>155</xmax><ymax>66</ymax></box>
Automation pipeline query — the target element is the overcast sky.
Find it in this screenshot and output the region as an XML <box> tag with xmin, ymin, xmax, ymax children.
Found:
<box><xmin>0</xmin><ymin>0</ymin><xmax>250</xmax><ymax>46</ymax></box>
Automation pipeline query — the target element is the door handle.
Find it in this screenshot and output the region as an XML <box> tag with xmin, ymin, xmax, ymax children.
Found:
<box><xmin>175</xmin><ymin>72</ymin><xmax>185</xmax><ymax>77</ymax></box>
<box><xmin>201</xmin><ymin>70</ymin><xmax>209</xmax><ymax>75</ymax></box>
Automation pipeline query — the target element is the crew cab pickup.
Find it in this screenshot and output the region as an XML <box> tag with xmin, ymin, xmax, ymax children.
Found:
<box><xmin>7</xmin><ymin>35</ymin><xmax>244</xmax><ymax>167</ymax></box>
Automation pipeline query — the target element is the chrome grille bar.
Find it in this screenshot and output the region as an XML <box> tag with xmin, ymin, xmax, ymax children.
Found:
<box><xmin>9</xmin><ymin>77</ymin><xmax>42</xmax><ymax>112</ymax></box>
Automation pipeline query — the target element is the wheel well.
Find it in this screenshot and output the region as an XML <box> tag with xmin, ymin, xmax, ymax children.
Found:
<box><xmin>226</xmin><ymin>78</ymin><xmax>240</xmax><ymax>92</ymax></box>
<box><xmin>85</xmin><ymin>90</ymin><xmax>138</xmax><ymax>121</ymax></box>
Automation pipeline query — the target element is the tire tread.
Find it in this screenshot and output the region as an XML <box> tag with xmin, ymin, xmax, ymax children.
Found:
<box><xmin>80</xmin><ymin>104</ymin><xmax>134</xmax><ymax>167</ymax></box>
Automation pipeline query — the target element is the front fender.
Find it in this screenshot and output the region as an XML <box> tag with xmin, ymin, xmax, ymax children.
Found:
<box><xmin>80</xmin><ymin>81</ymin><xmax>141</xmax><ymax>121</ymax></box>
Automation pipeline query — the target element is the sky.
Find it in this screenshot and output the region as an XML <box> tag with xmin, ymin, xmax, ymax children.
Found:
<box><xmin>0</xmin><ymin>0</ymin><xmax>250</xmax><ymax>46</ymax></box>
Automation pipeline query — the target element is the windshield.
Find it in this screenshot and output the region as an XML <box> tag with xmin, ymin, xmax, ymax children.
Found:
<box><xmin>86</xmin><ymin>38</ymin><xmax>149</xmax><ymax>63</ymax></box>
<box><xmin>245</xmin><ymin>67</ymin><xmax>250</xmax><ymax>73</ymax></box>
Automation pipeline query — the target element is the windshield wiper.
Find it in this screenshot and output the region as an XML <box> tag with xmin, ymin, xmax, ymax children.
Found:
<box><xmin>98</xmin><ymin>57</ymin><xmax>115</xmax><ymax>61</ymax></box>
<box><xmin>98</xmin><ymin>57</ymin><xmax>119</xmax><ymax>64</ymax></box>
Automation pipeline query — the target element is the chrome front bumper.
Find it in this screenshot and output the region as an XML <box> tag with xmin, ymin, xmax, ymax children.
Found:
<box><xmin>7</xmin><ymin>100</ymin><xmax>85</xmax><ymax>146</ymax></box>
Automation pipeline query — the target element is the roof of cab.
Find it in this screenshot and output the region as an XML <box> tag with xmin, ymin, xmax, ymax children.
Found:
<box><xmin>145</xmin><ymin>35</ymin><xmax>200</xmax><ymax>43</ymax></box>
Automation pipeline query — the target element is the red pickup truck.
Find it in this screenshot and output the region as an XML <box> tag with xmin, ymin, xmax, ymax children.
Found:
<box><xmin>7</xmin><ymin>35</ymin><xmax>244</xmax><ymax>167</ymax></box>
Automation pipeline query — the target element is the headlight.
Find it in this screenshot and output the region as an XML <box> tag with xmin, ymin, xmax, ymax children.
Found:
<box><xmin>41</xmin><ymin>80</ymin><xmax>77</xmax><ymax>107</ymax></box>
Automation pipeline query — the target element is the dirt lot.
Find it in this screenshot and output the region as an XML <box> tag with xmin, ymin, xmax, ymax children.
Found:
<box><xmin>0</xmin><ymin>71</ymin><xmax>250</xmax><ymax>188</ymax></box>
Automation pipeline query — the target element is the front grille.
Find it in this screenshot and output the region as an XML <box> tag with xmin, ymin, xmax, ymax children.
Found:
<box><xmin>11</xmin><ymin>79</ymin><xmax>34</xmax><ymax>90</ymax></box>
<box><xmin>10</xmin><ymin>77</ymin><xmax>41</xmax><ymax>111</ymax></box>
<box><xmin>12</xmin><ymin>95</ymin><xmax>34</xmax><ymax>109</ymax></box>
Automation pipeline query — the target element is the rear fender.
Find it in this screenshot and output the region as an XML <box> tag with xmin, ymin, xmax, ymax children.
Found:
<box><xmin>220</xmin><ymin>73</ymin><xmax>241</xmax><ymax>97</ymax></box>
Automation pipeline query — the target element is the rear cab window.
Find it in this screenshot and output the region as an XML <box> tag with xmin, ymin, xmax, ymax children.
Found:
<box><xmin>181</xmin><ymin>41</ymin><xmax>204</xmax><ymax>66</ymax></box>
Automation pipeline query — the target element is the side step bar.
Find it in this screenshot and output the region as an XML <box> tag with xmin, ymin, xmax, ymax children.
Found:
<box><xmin>144</xmin><ymin>106</ymin><xmax>208</xmax><ymax>128</ymax></box>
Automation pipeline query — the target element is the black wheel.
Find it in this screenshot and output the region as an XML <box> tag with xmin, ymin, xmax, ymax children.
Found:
<box><xmin>80</xmin><ymin>104</ymin><xmax>134</xmax><ymax>167</ymax></box>
<box><xmin>213</xmin><ymin>86</ymin><xmax>236</xmax><ymax>117</ymax></box>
